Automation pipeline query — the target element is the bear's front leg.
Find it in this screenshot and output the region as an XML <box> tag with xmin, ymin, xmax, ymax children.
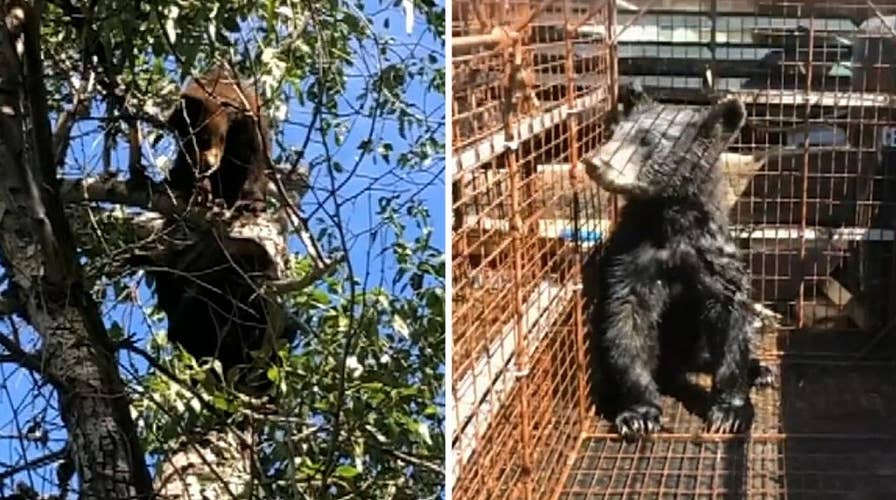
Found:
<box><xmin>235</xmin><ymin>174</ymin><xmax>268</xmax><ymax>214</ymax></box>
<box><xmin>700</xmin><ymin>283</ymin><xmax>755</xmax><ymax>434</ymax></box>
<box><xmin>600</xmin><ymin>266</ymin><xmax>668</xmax><ymax>441</ymax></box>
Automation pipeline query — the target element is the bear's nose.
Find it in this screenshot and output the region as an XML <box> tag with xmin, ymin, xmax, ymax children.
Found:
<box><xmin>202</xmin><ymin>149</ymin><xmax>222</xmax><ymax>169</ymax></box>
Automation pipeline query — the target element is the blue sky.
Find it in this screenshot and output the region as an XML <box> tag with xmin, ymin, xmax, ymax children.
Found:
<box><xmin>0</xmin><ymin>0</ymin><xmax>444</xmax><ymax>494</ymax></box>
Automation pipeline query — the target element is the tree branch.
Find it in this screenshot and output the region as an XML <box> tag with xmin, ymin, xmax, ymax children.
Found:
<box><xmin>53</xmin><ymin>68</ymin><xmax>95</xmax><ymax>167</ymax></box>
<box><xmin>0</xmin><ymin>447</ymin><xmax>68</xmax><ymax>482</ymax></box>
<box><xmin>0</xmin><ymin>333</ymin><xmax>62</xmax><ymax>386</ymax></box>
<box><xmin>60</xmin><ymin>176</ymin><xmax>177</xmax><ymax>212</ymax></box>
<box><xmin>59</xmin><ymin>164</ymin><xmax>309</xmax><ymax>213</ymax></box>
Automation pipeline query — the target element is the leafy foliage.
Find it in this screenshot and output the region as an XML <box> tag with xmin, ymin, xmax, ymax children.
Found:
<box><xmin>1</xmin><ymin>0</ymin><xmax>444</xmax><ymax>498</ymax></box>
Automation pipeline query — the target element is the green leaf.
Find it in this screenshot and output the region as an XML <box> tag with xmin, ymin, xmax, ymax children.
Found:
<box><xmin>212</xmin><ymin>395</ymin><xmax>233</xmax><ymax>412</ymax></box>
<box><xmin>335</xmin><ymin>465</ymin><xmax>361</xmax><ymax>479</ymax></box>
<box><xmin>267</xmin><ymin>366</ymin><xmax>280</xmax><ymax>383</ymax></box>
<box><xmin>108</xmin><ymin>321</ymin><xmax>125</xmax><ymax>342</ymax></box>
<box><xmin>417</xmin><ymin>421</ymin><xmax>432</xmax><ymax>446</ymax></box>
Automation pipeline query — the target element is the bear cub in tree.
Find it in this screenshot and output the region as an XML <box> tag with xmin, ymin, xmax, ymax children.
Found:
<box><xmin>137</xmin><ymin>67</ymin><xmax>290</xmax><ymax>393</ymax></box>
<box><xmin>584</xmin><ymin>83</ymin><xmax>771</xmax><ymax>441</ymax></box>
<box><xmin>166</xmin><ymin>66</ymin><xmax>270</xmax><ymax>211</ymax></box>
<box><xmin>147</xmin><ymin>237</ymin><xmax>291</xmax><ymax>393</ymax></box>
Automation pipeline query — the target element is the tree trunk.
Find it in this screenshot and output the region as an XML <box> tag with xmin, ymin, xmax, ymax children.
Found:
<box><xmin>0</xmin><ymin>2</ymin><xmax>153</xmax><ymax>497</ymax></box>
<box><xmin>153</xmin><ymin>429</ymin><xmax>254</xmax><ymax>499</ymax></box>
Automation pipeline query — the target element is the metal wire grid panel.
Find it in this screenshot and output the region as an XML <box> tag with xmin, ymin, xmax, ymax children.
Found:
<box><xmin>451</xmin><ymin>0</ymin><xmax>615</xmax><ymax>498</ymax></box>
<box><xmin>562</xmin><ymin>0</ymin><xmax>896</xmax><ymax>498</ymax></box>
<box><xmin>452</xmin><ymin>0</ymin><xmax>896</xmax><ymax>499</ymax></box>
<box><xmin>561</xmin><ymin>437</ymin><xmax>896</xmax><ymax>499</ymax></box>
<box><xmin>562</xmin><ymin>362</ymin><xmax>896</xmax><ymax>498</ymax></box>
<box><xmin>610</xmin><ymin>0</ymin><xmax>896</xmax><ymax>337</ymax></box>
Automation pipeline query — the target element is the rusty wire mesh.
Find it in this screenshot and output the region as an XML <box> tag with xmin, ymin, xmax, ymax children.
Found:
<box><xmin>451</xmin><ymin>0</ymin><xmax>896</xmax><ymax>498</ymax></box>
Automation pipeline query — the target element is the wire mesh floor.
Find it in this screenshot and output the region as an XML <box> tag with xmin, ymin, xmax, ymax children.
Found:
<box><xmin>560</xmin><ymin>435</ymin><xmax>896</xmax><ymax>499</ymax></box>
<box><xmin>559</xmin><ymin>331</ymin><xmax>896</xmax><ymax>499</ymax></box>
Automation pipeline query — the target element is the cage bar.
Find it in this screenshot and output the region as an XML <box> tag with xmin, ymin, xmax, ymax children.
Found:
<box><xmin>451</xmin><ymin>0</ymin><xmax>896</xmax><ymax>498</ymax></box>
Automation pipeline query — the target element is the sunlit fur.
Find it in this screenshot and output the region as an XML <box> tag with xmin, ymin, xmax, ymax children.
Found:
<box><xmin>167</xmin><ymin>66</ymin><xmax>271</xmax><ymax>210</ymax></box>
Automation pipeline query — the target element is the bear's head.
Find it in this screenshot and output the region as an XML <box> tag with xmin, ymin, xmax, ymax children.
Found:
<box><xmin>167</xmin><ymin>67</ymin><xmax>264</xmax><ymax>175</ymax></box>
<box><xmin>585</xmin><ymin>83</ymin><xmax>746</xmax><ymax>201</ymax></box>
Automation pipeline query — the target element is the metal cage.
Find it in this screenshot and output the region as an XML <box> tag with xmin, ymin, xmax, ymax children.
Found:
<box><xmin>450</xmin><ymin>1</ymin><xmax>896</xmax><ymax>498</ymax></box>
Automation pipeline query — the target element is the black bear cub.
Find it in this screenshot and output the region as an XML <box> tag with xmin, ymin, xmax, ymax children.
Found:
<box><xmin>166</xmin><ymin>66</ymin><xmax>270</xmax><ymax>211</ymax></box>
<box><xmin>584</xmin><ymin>83</ymin><xmax>763</xmax><ymax>441</ymax></box>
<box><xmin>147</xmin><ymin>237</ymin><xmax>289</xmax><ymax>393</ymax></box>
<box><xmin>136</xmin><ymin>67</ymin><xmax>289</xmax><ymax>394</ymax></box>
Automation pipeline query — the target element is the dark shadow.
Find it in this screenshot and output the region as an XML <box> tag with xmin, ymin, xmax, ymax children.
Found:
<box><xmin>780</xmin><ymin>358</ymin><xmax>896</xmax><ymax>497</ymax></box>
<box><xmin>580</xmin><ymin>247</ymin><xmax>606</xmax><ymax>419</ymax></box>
<box><xmin>659</xmin><ymin>378</ymin><xmax>710</xmax><ymax>422</ymax></box>
<box><xmin>721</xmin><ymin>438</ymin><xmax>750</xmax><ymax>499</ymax></box>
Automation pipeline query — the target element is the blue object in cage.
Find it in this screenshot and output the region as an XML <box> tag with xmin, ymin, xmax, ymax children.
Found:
<box><xmin>559</xmin><ymin>227</ymin><xmax>603</xmax><ymax>242</ymax></box>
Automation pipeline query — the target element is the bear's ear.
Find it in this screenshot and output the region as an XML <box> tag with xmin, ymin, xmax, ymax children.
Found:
<box><xmin>698</xmin><ymin>96</ymin><xmax>746</xmax><ymax>141</ymax></box>
<box><xmin>167</xmin><ymin>95</ymin><xmax>206</xmax><ymax>135</ymax></box>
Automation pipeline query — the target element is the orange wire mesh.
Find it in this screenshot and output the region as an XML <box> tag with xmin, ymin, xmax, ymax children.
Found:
<box><xmin>451</xmin><ymin>0</ymin><xmax>896</xmax><ymax>498</ymax></box>
<box><xmin>452</xmin><ymin>1</ymin><xmax>614</xmax><ymax>498</ymax></box>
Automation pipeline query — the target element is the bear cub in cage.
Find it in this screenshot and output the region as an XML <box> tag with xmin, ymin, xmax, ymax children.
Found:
<box><xmin>583</xmin><ymin>82</ymin><xmax>773</xmax><ymax>442</ymax></box>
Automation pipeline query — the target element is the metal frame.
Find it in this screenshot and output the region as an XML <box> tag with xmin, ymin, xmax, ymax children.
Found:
<box><xmin>451</xmin><ymin>1</ymin><xmax>896</xmax><ymax>498</ymax></box>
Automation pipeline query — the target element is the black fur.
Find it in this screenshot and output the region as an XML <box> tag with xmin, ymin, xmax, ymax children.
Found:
<box><xmin>131</xmin><ymin>67</ymin><xmax>287</xmax><ymax>394</ymax></box>
<box><xmin>585</xmin><ymin>85</ymin><xmax>758</xmax><ymax>441</ymax></box>
<box><xmin>134</xmin><ymin>236</ymin><xmax>293</xmax><ymax>394</ymax></box>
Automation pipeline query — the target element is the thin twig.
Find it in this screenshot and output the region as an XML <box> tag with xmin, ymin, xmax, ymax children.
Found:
<box><xmin>119</xmin><ymin>341</ymin><xmax>224</xmax><ymax>416</ymax></box>
<box><xmin>0</xmin><ymin>334</ymin><xmax>62</xmax><ymax>387</ymax></box>
<box><xmin>0</xmin><ymin>448</ymin><xmax>68</xmax><ymax>482</ymax></box>
<box><xmin>374</xmin><ymin>446</ymin><xmax>442</xmax><ymax>474</ymax></box>
<box><xmin>267</xmin><ymin>256</ymin><xmax>343</xmax><ymax>295</ymax></box>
